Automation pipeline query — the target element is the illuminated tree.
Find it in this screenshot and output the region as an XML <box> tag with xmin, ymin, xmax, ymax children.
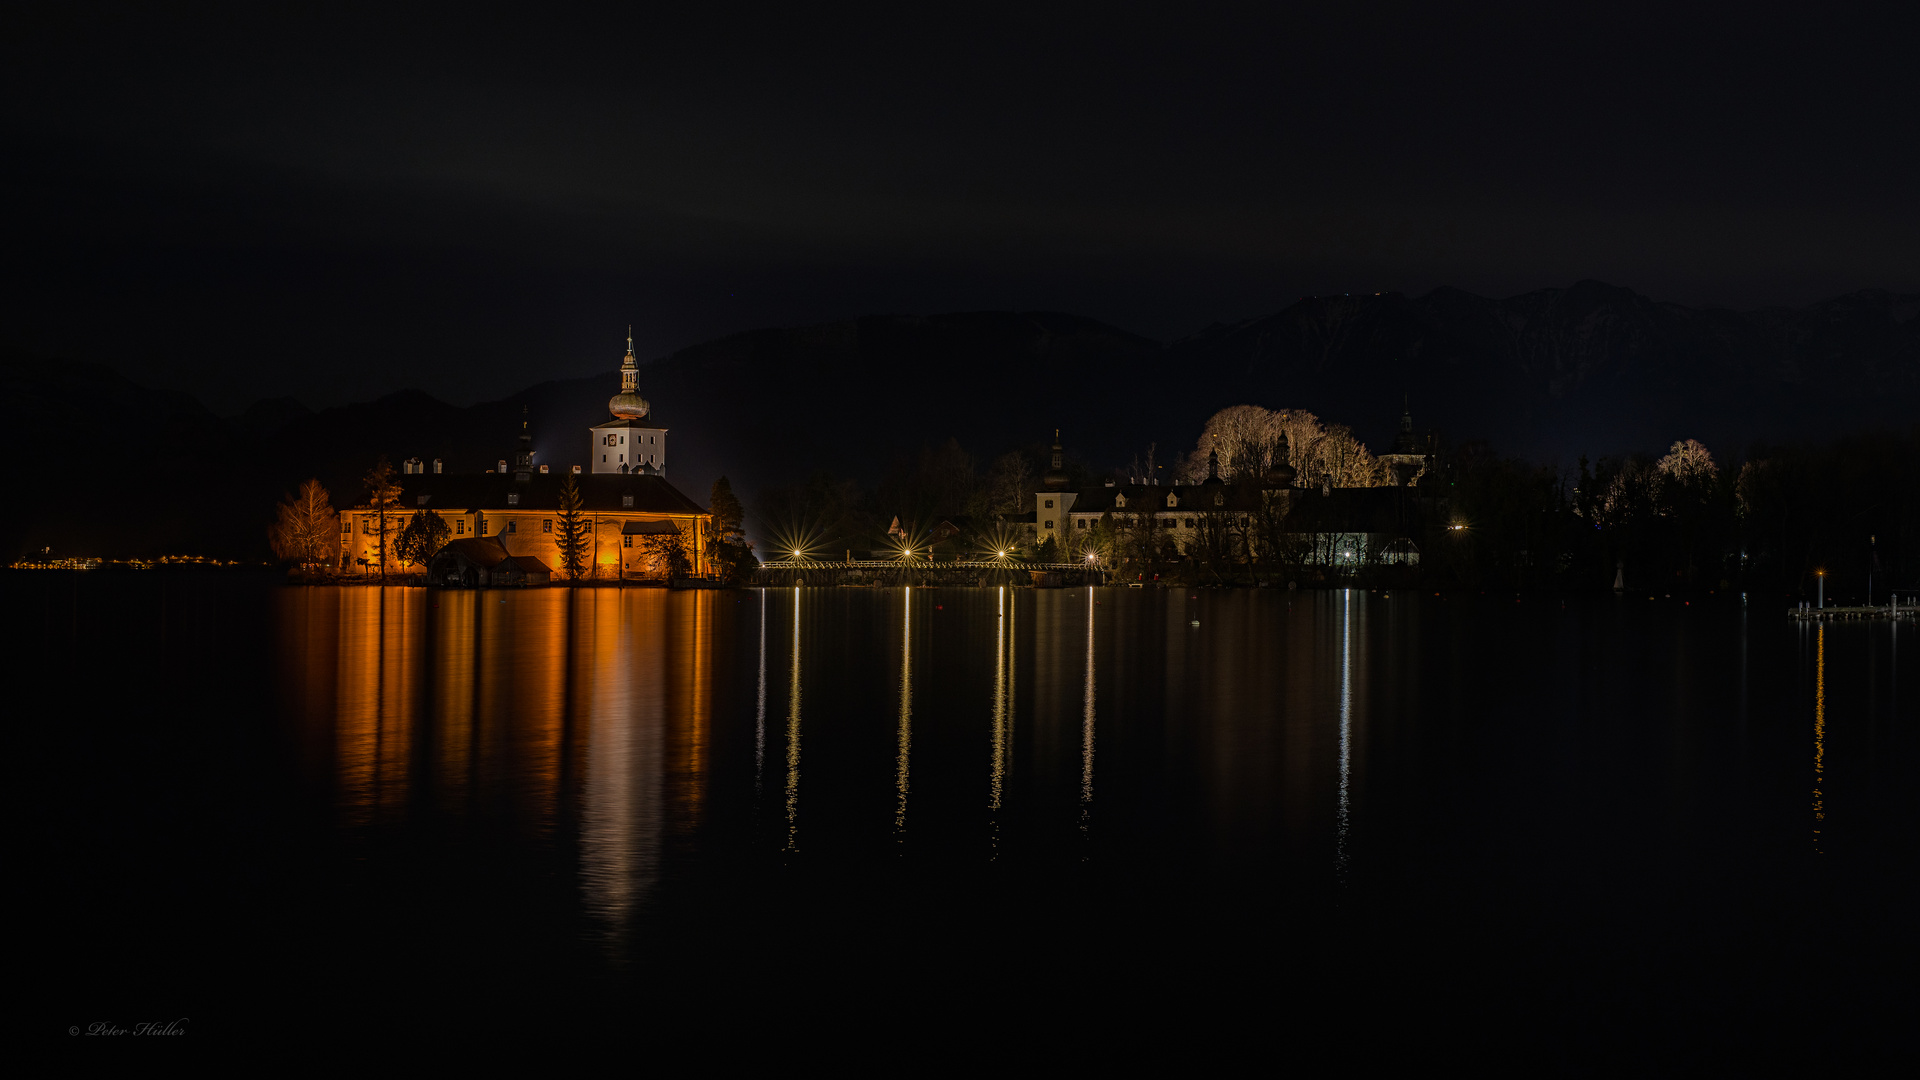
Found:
<box><xmin>1311</xmin><ymin>424</ymin><xmax>1385</xmax><ymax>488</ymax></box>
<box><xmin>395</xmin><ymin>510</ymin><xmax>449</xmax><ymax>571</ymax></box>
<box><xmin>553</xmin><ymin>473</ymin><xmax>590</xmax><ymax>580</ymax></box>
<box><xmin>270</xmin><ymin>478</ymin><xmax>340</xmax><ymax>574</ymax></box>
<box><xmin>1655</xmin><ymin>438</ymin><xmax>1721</xmax><ymax>583</ymax></box>
<box><xmin>362</xmin><ymin>456</ymin><xmax>403</xmax><ymax>583</ymax></box>
<box><xmin>1656</xmin><ymin>438</ymin><xmax>1718</xmax><ymax>497</ymax></box>
<box><xmin>1190</xmin><ymin>405</ymin><xmax>1283</xmax><ymax>481</ymax></box>
<box><xmin>638</xmin><ymin>528</ymin><xmax>692</xmax><ymax>579</ymax></box>
<box><xmin>1184</xmin><ymin>406</ymin><xmax>1384</xmax><ymax>488</ymax></box>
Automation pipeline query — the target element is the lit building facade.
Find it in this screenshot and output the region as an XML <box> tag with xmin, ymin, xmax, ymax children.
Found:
<box><xmin>342</xmin><ymin>332</ymin><xmax>711</xmax><ymax>581</ymax></box>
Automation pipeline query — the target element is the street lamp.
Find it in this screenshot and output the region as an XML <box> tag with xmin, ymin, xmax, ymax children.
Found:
<box><xmin>1816</xmin><ymin>568</ymin><xmax>1825</xmax><ymax>609</ymax></box>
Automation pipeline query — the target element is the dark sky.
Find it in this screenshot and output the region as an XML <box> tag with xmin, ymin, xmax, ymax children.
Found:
<box><xmin>6</xmin><ymin>2</ymin><xmax>1915</xmax><ymax>415</ymax></box>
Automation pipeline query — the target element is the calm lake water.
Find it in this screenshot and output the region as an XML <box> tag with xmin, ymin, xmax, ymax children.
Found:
<box><xmin>34</xmin><ymin>575</ymin><xmax>1917</xmax><ymax>1058</ymax></box>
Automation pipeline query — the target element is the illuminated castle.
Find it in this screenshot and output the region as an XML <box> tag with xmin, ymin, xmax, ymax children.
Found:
<box><xmin>341</xmin><ymin>330</ymin><xmax>710</xmax><ymax>583</ymax></box>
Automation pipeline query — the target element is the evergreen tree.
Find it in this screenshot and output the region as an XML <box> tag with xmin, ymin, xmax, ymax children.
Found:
<box><xmin>363</xmin><ymin>456</ymin><xmax>402</xmax><ymax>582</ymax></box>
<box><xmin>396</xmin><ymin>509</ymin><xmax>450</xmax><ymax>571</ymax></box>
<box><xmin>554</xmin><ymin>473</ymin><xmax>591</xmax><ymax>581</ymax></box>
<box><xmin>707</xmin><ymin>476</ymin><xmax>756</xmax><ymax>584</ymax></box>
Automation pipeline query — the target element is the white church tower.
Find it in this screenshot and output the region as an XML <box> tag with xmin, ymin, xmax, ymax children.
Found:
<box><xmin>589</xmin><ymin>328</ymin><xmax>669</xmax><ymax>476</ymax></box>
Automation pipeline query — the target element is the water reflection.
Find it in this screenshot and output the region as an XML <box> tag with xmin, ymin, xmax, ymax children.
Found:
<box><xmin>265</xmin><ymin>584</ymin><xmax>1912</xmax><ymax>969</ymax></box>
<box><xmin>1081</xmin><ymin>588</ymin><xmax>1096</xmax><ymax>836</ymax></box>
<box><xmin>756</xmin><ymin>587</ymin><xmax>766</xmax><ymax>794</ymax></box>
<box><xmin>281</xmin><ymin>587</ymin><xmax>728</xmax><ymax>956</ymax></box>
<box><xmin>1337</xmin><ymin>589</ymin><xmax>1353</xmax><ymax>882</ymax></box>
<box><xmin>1813</xmin><ymin>623</ymin><xmax>1825</xmax><ymax>854</ymax></box>
<box><xmin>988</xmin><ymin>587</ymin><xmax>1013</xmax><ymax>852</ymax></box>
<box><xmin>896</xmin><ymin>586</ymin><xmax>913</xmax><ymax>838</ymax></box>
<box><xmin>786</xmin><ymin>586</ymin><xmax>802</xmax><ymax>852</ymax></box>
<box><xmin>335</xmin><ymin>588</ymin><xmax>419</xmax><ymax>827</ymax></box>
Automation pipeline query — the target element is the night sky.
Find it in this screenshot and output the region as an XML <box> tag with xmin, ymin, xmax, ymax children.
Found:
<box><xmin>6</xmin><ymin>3</ymin><xmax>1915</xmax><ymax>415</ymax></box>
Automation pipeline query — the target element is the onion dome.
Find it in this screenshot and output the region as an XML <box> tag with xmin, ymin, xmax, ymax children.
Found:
<box><xmin>1042</xmin><ymin>428</ymin><xmax>1070</xmax><ymax>490</ymax></box>
<box><xmin>608</xmin><ymin>326</ymin><xmax>650</xmax><ymax>419</ymax></box>
<box><xmin>1265</xmin><ymin>429</ymin><xmax>1297</xmax><ymax>487</ymax></box>
<box><xmin>1390</xmin><ymin>396</ymin><xmax>1421</xmax><ymax>455</ymax></box>
<box><xmin>1203</xmin><ymin>448</ymin><xmax>1224</xmax><ymax>484</ymax></box>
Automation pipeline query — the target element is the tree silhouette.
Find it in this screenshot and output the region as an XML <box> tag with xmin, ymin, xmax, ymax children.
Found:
<box><xmin>396</xmin><ymin>510</ymin><xmax>450</xmax><ymax>571</ymax></box>
<box><xmin>362</xmin><ymin>456</ymin><xmax>403</xmax><ymax>583</ymax></box>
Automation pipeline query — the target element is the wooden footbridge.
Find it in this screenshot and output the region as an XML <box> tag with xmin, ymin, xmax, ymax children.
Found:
<box><xmin>753</xmin><ymin>558</ymin><xmax>1103</xmax><ymax>587</ymax></box>
<box><xmin>1788</xmin><ymin>601</ymin><xmax>1917</xmax><ymax>622</ymax></box>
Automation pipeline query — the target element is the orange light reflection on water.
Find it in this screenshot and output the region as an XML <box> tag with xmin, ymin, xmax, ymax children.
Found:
<box><xmin>283</xmin><ymin>585</ymin><xmax>715</xmax><ymax>957</ymax></box>
<box><xmin>1813</xmin><ymin>623</ymin><xmax>1825</xmax><ymax>854</ymax></box>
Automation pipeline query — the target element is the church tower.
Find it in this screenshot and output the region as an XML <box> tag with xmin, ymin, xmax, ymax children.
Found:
<box><xmin>589</xmin><ymin>327</ymin><xmax>669</xmax><ymax>476</ymax></box>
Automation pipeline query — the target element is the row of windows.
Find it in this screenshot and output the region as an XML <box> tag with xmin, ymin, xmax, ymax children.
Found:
<box><xmin>354</xmin><ymin>516</ymin><xmax>678</xmax><ymax>537</ymax></box>
<box><xmin>601</xmin><ymin>434</ymin><xmax>660</xmax><ymax>446</ymax></box>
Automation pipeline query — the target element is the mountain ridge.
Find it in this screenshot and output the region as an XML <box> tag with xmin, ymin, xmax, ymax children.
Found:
<box><xmin>4</xmin><ymin>282</ymin><xmax>1914</xmax><ymax>559</ymax></box>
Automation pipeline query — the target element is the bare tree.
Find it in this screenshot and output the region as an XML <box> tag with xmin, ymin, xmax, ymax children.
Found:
<box><xmin>983</xmin><ymin>452</ymin><xmax>1034</xmax><ymax>517</ymax></box>
<box><xmin>1191</xmin><ymin>406</ymin><xmax>1283</xmax><ymax>481</ymax></box>
<box><xmin>270</xmin><ymin>479</ymin><xmax>340</xmax><ymax>574</ymax></box>
<box><xmin>1656</xmin><ymin>438</ymin><xmax>1718</xmax><ymax>489</ymax></box>
<box><xmin>1313</xmin><ymin>424</ymin><xmax>1385</xmax><ymax>488</ymax></box>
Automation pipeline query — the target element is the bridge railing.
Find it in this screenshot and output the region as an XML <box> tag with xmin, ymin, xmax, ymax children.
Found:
<box><xmin>756</xmin><ymin>559</ymin><xmax>1093</xmax><ymax>571</ymax></box>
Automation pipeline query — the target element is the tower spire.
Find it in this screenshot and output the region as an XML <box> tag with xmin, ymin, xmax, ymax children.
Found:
<box><xmin>608</xmin><ymin>327</ymin><xmax>650</xmax><ymax>419</ymax></box>
<box><xmin>1043</xmin><ymin>428</ymin><xmax>1069</xmax><ymax>490</ymax></box>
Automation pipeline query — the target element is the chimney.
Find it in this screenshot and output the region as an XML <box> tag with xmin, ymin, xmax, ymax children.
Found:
<box><xmin>432</xmin><ymin>459</ymin><xmax>443</xmax><ymax>474</ymax></box>
<box><xmin>571</xmin><ymin>465</ymin><xmax>582</xmax><ymax>474</ymax></box>
<box><xmin>498</xmin><ymin>460</ymin><xmax>508</xmax><ymax>473</ymax></box>
<box><xmin>539</xmin><ymin>464</ymin><xmax>549</xmax><ymax>474</ymax></box>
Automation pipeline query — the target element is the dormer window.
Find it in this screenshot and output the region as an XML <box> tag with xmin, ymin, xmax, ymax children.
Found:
<box><xmin>416</xmin><ymin>495</ymin><xmax>429</xmax><ymax>507</ymax></box>
<box><xmin>1166</xmin><ymin>494</ymin><xmax>1178</xmax><ymax>508</ymax></box>
<box><xmin>622</xmin><ymin>495</ymin><xmax>634</xmax><ymax>508</ymax></box>
<box><xmin>507</xmin><ymin>493</ymin><xmax>520</xmax><ymax>505</ymax></box>
<box><xmin>1115</xmin><ymin>495</ymin><xmax>1127</xmax><ymax>508</ymax></box>
<box><xmin>1214</xmin><ymin>494</ymin><xmax>1224</xmax><ymax>506</ymax></box>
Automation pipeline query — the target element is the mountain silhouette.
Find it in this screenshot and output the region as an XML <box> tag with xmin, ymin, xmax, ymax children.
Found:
<box><xmin>5</xmin><ymin>283</ymin><xmax>1914</xmax><ymax>559</ymax></box>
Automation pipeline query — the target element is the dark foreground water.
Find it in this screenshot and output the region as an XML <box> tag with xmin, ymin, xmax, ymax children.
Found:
<box><xmin>31</xmin><ymin>574</ymin><xmax>1918</xmax><ymax>1060</ymax></box>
